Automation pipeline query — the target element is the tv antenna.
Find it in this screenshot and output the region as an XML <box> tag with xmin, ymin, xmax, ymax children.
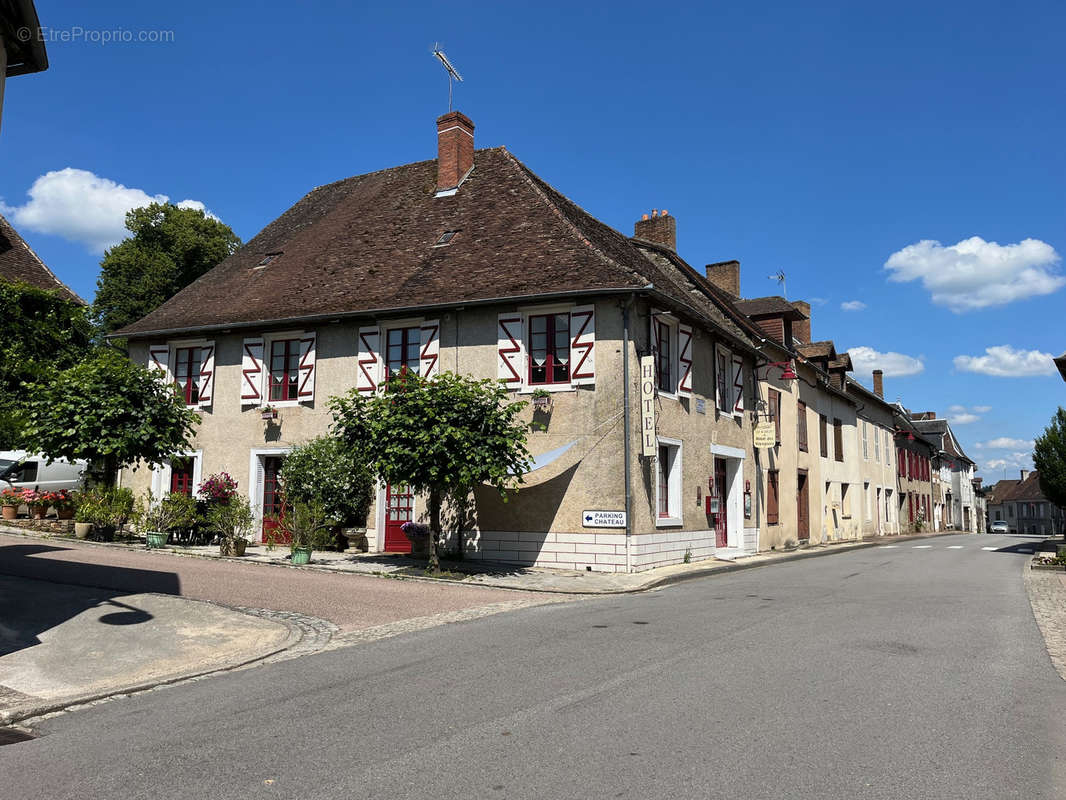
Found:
<box><xmin>431</xmin><ymin>44</ymin><xmax>463</xmax><ymax>112</ymax></box>
<box><xmin>767</xmin><ymin>270</ymin><xmax>787</xmax><ymax>298</ymax></box>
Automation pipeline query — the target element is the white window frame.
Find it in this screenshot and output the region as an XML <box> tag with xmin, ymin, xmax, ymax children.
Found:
<box><xmin>167</xmin><ymin>338</ymin><xmax>213</xmax><ymax>409</ymax></box>
<box><xmin>517</xmin><ymin>302</ymin><xmax>579</xmax><ymax>394</ymax></box>
<box><xmin>655</xmin><ymin>436</ymin><xmax>683</xmax><ymax>527</ymax></box>
<box><xmin>151</xmin><ymin>449</ymin><xmax>204</xmax><ymax>500</ymax></box>
<box><xmin>261</xmin><ymin>330</ymin><xmax>308</xmax><ymax>408</ymax></box>
<box><xmin>249</xmin><ymin>446</ymin><xmax>292</xmax><ymax>538</ymax></box>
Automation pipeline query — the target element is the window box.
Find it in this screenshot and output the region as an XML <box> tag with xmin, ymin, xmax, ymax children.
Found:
<box><xmin>260</xmin><ymin>406</ymin><xmax>279</xmax><ymax>421</ymax></box>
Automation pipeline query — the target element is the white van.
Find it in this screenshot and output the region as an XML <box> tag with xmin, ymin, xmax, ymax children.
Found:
<box><xmin>0</xmin><ymin>451</ymin><xmax>88</xmax><ymax>493</ymax></box>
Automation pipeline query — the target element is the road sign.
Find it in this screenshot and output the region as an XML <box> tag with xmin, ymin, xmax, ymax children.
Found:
<box><xmin>582</xmin><ymin>510</ymin><xmax>626</xmax><ymax>528</ymax></box>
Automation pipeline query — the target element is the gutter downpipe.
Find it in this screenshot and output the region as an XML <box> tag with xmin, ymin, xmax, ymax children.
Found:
<box><xmin>622</xmin><ymin>293</ymin><xmax>636</xmax><ymax>573</ymax></box>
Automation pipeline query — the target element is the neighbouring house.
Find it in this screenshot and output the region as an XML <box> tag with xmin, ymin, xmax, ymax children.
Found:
<box><xmin>890</xmin><ymin>406</ymin><xmax>937</xmax><ymax>534</ymax></box>
<box><xmin>113</xmin><ymin>110</ymin><xmax>780</xmax><ymax>573</ymax></box>
<box><xmin>847</xmin><ymin>370</ymin><xmax>900</xmax><ymax>537</ymax></box>
<box><xmin>987</xmin><ymin>470</ymin><xmax>1064</xmax><ymax>535</ymax></box>
<box><xmin>0</xmin><ymin>0</ymin><xmax>48</xmax><ymax>136</ymax></box>
<box><xmin>0</xmin><ymin>213</ymin><xmax>84</xmax><ymax>302</ymax></box>
<box><xmin>909</xmin><ymin>412</ymin><xmax>979</xmax><ymax>533</ymax></box>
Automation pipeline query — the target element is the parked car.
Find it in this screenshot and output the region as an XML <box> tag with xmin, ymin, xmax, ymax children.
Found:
<box><xmin>0</xmin><ymin>451</ymin><xmax>87</xmax><ymax>493</ymax></box>
<box><xmin>989</xmin><ymin>520</ymin><xmax>1010</xmax><ymax>534</ymax></box>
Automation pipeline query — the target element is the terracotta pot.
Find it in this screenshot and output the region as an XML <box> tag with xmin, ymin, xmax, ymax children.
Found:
<box><xmin>1</xmin><ymin>505</ymin><xmax>16</xmax><ymax>520</ymax></box>
<box><xmin>57</xmin><ymin>508</ymin><xmax>74</xmax><ymax>520</ymax></box>
<box><xmin>31</xmin><ymin>508</ymin><xmax>45</xmax><ymax>520</ymax></box>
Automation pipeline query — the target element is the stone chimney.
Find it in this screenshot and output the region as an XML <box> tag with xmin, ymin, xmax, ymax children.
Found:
<box><xmin>792</xmin><ymin>301</ymin><xmax>811</xmax><ymax>343</ymax></box>
<box><xmin>705</xmin><ymin>260</ymin><xmax>740</xmax><ymax>296</ymax></box>
<box><xmin>873</xmin><ymin>369</ymin><xmax>884</xmax><ymax>399</ymax></box>
<box><xmin>1020</xmin><ymin>469</ymin><xmax>1030</xmax><ymax>482</ymax></box>
<box><xmin>436</xmin><ymin>111</ymin><xmax>475</xmax><ymax>193</ymax></box>
<box><xmin>633</xmin><ymin>210</ymin><xmax>676</xmax><ymax>251</ymax></box>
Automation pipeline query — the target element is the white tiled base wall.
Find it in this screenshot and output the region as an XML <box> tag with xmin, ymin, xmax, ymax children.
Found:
<box><xmin>466</xmin><ymin>528</ymin><xmax>760</xmax><ymax>573</ymax></box>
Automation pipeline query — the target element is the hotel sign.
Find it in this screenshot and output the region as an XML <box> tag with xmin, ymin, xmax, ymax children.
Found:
<box><xmin>640</xmin><ymin>355</ymin><xmax>657</xmax><ymax>457</ymax></box>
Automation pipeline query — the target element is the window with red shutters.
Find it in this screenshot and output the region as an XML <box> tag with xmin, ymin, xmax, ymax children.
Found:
<box><xmin>386</xmin><ymin>326</ymin><xmax>421</xmax><ymax>381</ymax></box>
<box><xmin>174</xmin><ymin>347</ymin><xmax>202</xmax><ymax>406</ymax></box>
<box><xmin>529</xmin><ymin>313</ymin><xmax>570</xmax><ymax>385</ymax></box>
<box><xmin>269</xmin><ymin>339</ymin><xmax>301</xmax><ymax>401</ymax></box>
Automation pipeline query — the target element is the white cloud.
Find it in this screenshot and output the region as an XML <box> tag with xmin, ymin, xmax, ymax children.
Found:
<box><xmin>953</xmin><ymin>345</ymin><xmax>1056</xmax><ymax>377</ymax></box>
<box><xmin>945</xmin><ymin>404</ymin><xmax>984</xmax><ymax>425</ymax></box>
<box><xmin>884</xmin><ymin>236</ymin><xmax>1064</xmax><ymax>312</ymax></box>
<box><xmin>973</xmin><ymin>405</ymin><xmax>992</xmax><ymax>413</ymax></box>
<box><xmin>841</xmin><ymin>300</ymin><xmax>866</xmax><ymax>312</ymax></box>
<box><xmin>980</xmin><ymin>437</ymin><xmax>1035</xmax><ymax>450</ymax></box>
<box><xmin>0</xmin><ymin>168</ymin><xmax>216</xmax><ymax>254</ymax></box>
<box><xmin>809</xmin><ymin>297</ymin><xmax>828</xmax><ymax>306</ymax></box>
<box><xmin>982</xmin><ymin>451</ymin><xmax>1034</xmax><ymax>475</ymax></box>
<box><xmin>847</xmin><ymin>346</ymin><xmax>924</xmax><ymax>378</ymax></box>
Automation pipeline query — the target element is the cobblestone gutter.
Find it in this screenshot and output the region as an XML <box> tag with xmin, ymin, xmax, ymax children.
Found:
<box><xmin>1025</xmin><ymin>560</ymin><xmax>1066</xmax><ymax>682</ymax></box>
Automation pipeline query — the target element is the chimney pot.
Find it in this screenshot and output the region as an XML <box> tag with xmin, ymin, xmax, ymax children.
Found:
<box><xmin>872</xmin><ymin>369</ymin><xmax>884</xmax><ymax>399</ymax></box>
<box><xmin>704</xmin><ymin>260</ymin><xmax>740</xmax><ymax>297</ymax></box>
<box><xmin>641</xmin><ymin>213</ymin><xmax>649</xmax><ymax>221</ymax></box>
<box><xmin>634</xmin><ymin>210</ymin><xmax>677</xmax><ymax>251</ymax></box>
<box><xmin>436</xmin><ymin>111</ymin><xmax>475</xmax><ymax>193</ymax></box>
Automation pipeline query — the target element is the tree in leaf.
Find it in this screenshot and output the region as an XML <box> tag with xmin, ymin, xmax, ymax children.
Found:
<box><xmin>280</xmin><ymin>435</ymin><xmax>374</xmax><ymax>528</ymax></box>
<box><xmin>19</xmin><ymin>348</ymin><xmax>200</xmax><ymax>484</ymax></box>
<box><xmin>1033</xmin><ymin>407</ymin><xmax>1066</xmax><ymax>520</ymax></box>
<box><xmin>0</xmin><ymin>280</ymin><xmax>94</xmax><ymax>448</ymax></box>
<box><xmin>94</xmin><ymin>203</ymin><xmax>240</xmax><ymax>334</ymax></box>
<box><xmin>329</xmin><ymin>372</ymin><xmax>534</xmax><ymax>572</ymax></box>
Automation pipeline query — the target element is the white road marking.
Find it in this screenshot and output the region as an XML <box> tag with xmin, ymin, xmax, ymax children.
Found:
<box><xmin>878</xmin><ymin>545</ymin><xmax>899</xmax><ymax>548</ymax></box>
<box><xmin>982</xmin><ymin>546</ymin><xmax>998</xmax><ymax>551</ymax></box>
<box><xmin>913</xmin><ymin>545</ymin><xmax>932</xmax><ymax>549</ymax></box>
<box><xmin>947</xmin><ymin>545</ymin><xmax>964</xmax><ymax>549</ymax></box>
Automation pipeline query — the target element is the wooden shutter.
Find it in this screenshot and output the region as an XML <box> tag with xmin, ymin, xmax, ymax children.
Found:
<box><xmin>834</xmin><ymin>418</ymin><xmax>843</xmax><ymax>461</ymax></box>
<box><xmin>497</xmin><ymin>313</ymin><xmax>524</xmax><ymax>386</ymax></box>
<box><xmin>419</xmin><ymin>319</ymin><xmax>440</xmax><ymax>379</ymax></box>
<box><xmin>769</xmin><ymin>388</ymin><xmax>781</xmax><ymax>443</ymax></box>
<box><xmin>732</xmin><ymin>356</ymin><xmax>745</xmax><ymax>414</ymax></box>
<box><xmin>297</xmin><ymin>332</ymin><xmax>316</xmax><ymax>402</ymax></box>
<box><xmin>197</xmin><ymin>341</ymin><xmax>215</xmax><ymax>408</ymax></box>
<box><xmin>240</xmin><ymin>338</ymin><xmax>264</xmax><ymax>406</ymax></box>
<box><xmin>677</xmin><ymin>323</ymin><xmax>693</xmax><ymax>397</ymax></box>
<box><xmin>767</xmin><ymin>470</ymin><xmax>779</xmax><ymax>524</ymax></box>
<box><xmin>148</xmin><ymin>344</ymin><xmax>170</xmax><ymax>383</ymax></box>
<box><xmin>357</xmin><ymin>326</ymin><xmax>381</xmax><ymax>394</ymax></box>
<box><xmin>820</xmin><ymin>415</ymin><xmax>828</xmax><ymax>458</ymax></box>
<box><xmin>797</xmin><ymin>400</ymin><xmax>808</xmax><ymax>451</ymax></box>
<box><xmin>569</xmin><ymin>305</ymin><xmax>595</xmax><ymax>385</ymax></box>
<box><xmin>715</xmin><ymin>345</ymin><xmax>730</xmax><ymax>412</ymax></box>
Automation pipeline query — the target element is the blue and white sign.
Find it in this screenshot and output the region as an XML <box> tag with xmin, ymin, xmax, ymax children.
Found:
<box><xmin>582</xmin><ymin>510</ymin><xmax>626</xmax><ymax>528</ymax></box>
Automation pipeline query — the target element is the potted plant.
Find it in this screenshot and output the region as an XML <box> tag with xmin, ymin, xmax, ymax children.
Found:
<box><xmin>23</xmin><ymin>490</ymin><xmax>48</xmax><ymax>520</ymax></box>
<box><xmin>52</xmin><ymin>489</ymin><xmax>75</xmax><ymax>520</ymax></box>
<box><xmin>135</xmin><ymin>491</ymin><xmax>198</xmax><ymax>549</ymax></box>
<box><xmin>1</xmin><ymin>487</ymin><xmax>23</xmax><ymax>520</ymax></box>
<box><xmin>401</xmin><ymin>521</ymin><xmax>432</xmax><ymax>558</ymax></box>
<box><xmin>531</xmin><ymin>387</ymin><xmax>553</xmax><ymax>412</ymax></box>
<box><xmin>197</xmin><ymin>472</ymin><xmax>239</xmax><ymax>506</ymax></box>
<box><xmin>205</xmin><ymin>494</ymin><xmax>255</xmax><ymax>556</ymax></box>
<box><xmin>268</xmin><ymin>500</ymin><xmax>330</xmax><ymax>565</ymax></box>
<box><xmin>81</xmin><ymin>487</ymin><xmax>134</xmax><ymax>541</ymax></box>
<box><xmin>72</xmin><ymin>490</ymin><xmax>96</xmax><ymax>538</ymax></box>
<box><xmin>260</xmin><ymin>404</ymin><xmax>279</xmax><ymax>421</ymax></box>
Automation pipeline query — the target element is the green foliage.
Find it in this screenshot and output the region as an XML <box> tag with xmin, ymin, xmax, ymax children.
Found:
<box><xmin>94</xmin><ymin>203</ymin><xmax>240</xmax><ymax>334</ymax></box>
<box><xmin>204</xmin><ymin>494</ymin><xmax>256</xmax><ymax>542</ymax></box>
<box><xmin>279</xmin><ymin>436</ymin><xmax>373</xmax><ymax>527</ymax></box>
<box><xmin>268</xmin><ymin>500</ymin><xmax>333</xmax><ymax>550</ymax></box>
<box><xmin>330</xmin><ymin>372</ymin><xmax>534</xmax><ymax>570</ymax></box>
<box><xmin>19</xmin><ymin>348</ymin><xmax>200</xmax><ymax>479</ymax></box>
<box><xmin>0</xmin><ymin>280</ymin><xmax>94</xmax><ymax>448</ymax></box>
<box><xmin>135</xmin><ymin>491</ymin><xmax>198</xmax><ymax>532</ymax></box>
<box><xmin>1034</xmin><ymin>407</ymin><xmax>1066</xmax><ymax>510</ymax></box>
<box><xmin>74</xmin><ymin>486</ymin><xmax>135</xmax><ymax>527</ymax></box>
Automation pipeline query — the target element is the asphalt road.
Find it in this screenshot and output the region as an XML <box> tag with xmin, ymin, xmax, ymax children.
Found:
<box><xmin>0</xmin><ymin>532</ymin><xmax>541</xmax><ymax>632</ymax></box>
<box><xmin>3</xmin><ymin>533</ymin><xmax>1064</xmax><ymax>799</ymax></box>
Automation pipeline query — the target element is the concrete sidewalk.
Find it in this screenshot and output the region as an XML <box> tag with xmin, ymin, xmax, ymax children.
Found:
<box><xmin>1</xmin><ymin>523</ymin><xmax>964</xmax><ymax>594</ymax></box>
<box><xmin>0</xmin><ymin>575</ymin><xmax>293</xmax><ymax>724</ymax></box>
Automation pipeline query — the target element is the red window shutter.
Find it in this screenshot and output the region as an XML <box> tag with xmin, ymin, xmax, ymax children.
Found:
<box><xmin>570</xmin><ymin>305</ymin><xmax>596</xmax><ymax>385</ymax></box>
<box><xmin>419</xmin><ymin>319</ymin><xmax>440</xmax><ymax>379</ymax></box>
<box><xmin>676</xmin><ymin>323</ymin><xmax>693</xmax><ymax>397</ymax></box>
<box><xmin>198</xmin><ymin>341</ymin><xmax>215</xmax><ymax>407</ymax></box>
<box><xmin>240</xmin><ymin>338</ymin><xmax>264</xmax><ymax>405</ymax></box>
<box><xmin>297</xmin><ymin>332</ymin><xmax>316</xmax><ymax>401</ymax></box>
<box><xmin>497</xmin><ymin>314</ymin><xmax>524</xmax><ymax>386</ymax></box>
<box><xmin>357</xmin><ymin>326</ymin><xmax>382</xmax><ymax>393</ymax></box>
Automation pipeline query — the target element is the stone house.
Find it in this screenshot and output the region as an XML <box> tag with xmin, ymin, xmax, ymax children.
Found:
<box><xmin>115</xmin><ymin>110</ymin><xmax>780</xmax><ymax>573</ymax></box>
<box><xmin>890</xmin><ymin>406</ymin><xmax>937</xmax><ymax>533</ymax></box>
<box><xmin>987</xmin><ymin>471</ymin><xmax>1064</xmax><ymax>535</ymax></box>
<box><xmin>909</xmin><ymin>413</ymin><xmax>978</xmax><ymax>533</ymax></box>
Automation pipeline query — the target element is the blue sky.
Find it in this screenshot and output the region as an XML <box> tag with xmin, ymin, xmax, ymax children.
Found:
<box><xmin>3</xmin><ymin>0</ymin><xmax>1064</xmax><ymax>480</ymax></box>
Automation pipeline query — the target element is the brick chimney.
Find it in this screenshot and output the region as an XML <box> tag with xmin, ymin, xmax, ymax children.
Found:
<box><xmin>792</xmin><ymin>301</ymin><xmax>811</xmax><ymax>343</ymax></box>
<box><xmin>873</xmin><ymin>369</ymin><xmax>884</xmax><ymax>399</ymax></box>
<box><xmin>436</xmin><ymin>111</ymin><xmax>475</xmax><ymax>193</ymax></box>
<box><xmin>633</xmin><ymin>210</ymin><xmax>676</xmax><ymax>251</ymax></box>
<box><xmin>705</xmin><ymin>260</ymin><xmax>740</xmax><ymax>296</ymax></box>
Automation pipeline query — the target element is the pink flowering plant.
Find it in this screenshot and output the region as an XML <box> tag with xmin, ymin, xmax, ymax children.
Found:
<box><xmin>21</xmin><ymin>490</ymin><xmax>47</xmax><ymax>510</ymax></box>
<box><xmin>197</xmin><ymin>472</ymin><xmax>239</xmax><ymax>504</ymax></box>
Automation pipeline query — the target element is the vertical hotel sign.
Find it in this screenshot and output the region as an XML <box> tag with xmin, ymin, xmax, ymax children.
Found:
<box><xmin>640</xmin><ymin>355</ymin><xmax>657</xmax><ymax>457</ymax></box>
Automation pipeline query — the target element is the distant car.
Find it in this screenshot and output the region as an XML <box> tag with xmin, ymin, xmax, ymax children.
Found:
<box><xmin>0</xmin><ymin>451</ymin><xmax>87</xmax><ymax>493</ymax></box>
<box><xmin>989</xmin><ymin>520</ymin><xmax>1010</xmax><ymax>534</ymax></box>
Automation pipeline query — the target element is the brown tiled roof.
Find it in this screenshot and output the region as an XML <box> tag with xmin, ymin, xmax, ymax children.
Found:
<box><xmin>1009</xmin><ymin>472</ymin><xmax>1049</xmax><ymax>502</ymax></box>
<box><xmin>734</xmin><ymin>296</ymin><xmax>807</xmax><ymax>319</ymax></box>
<box><xmin>0</xmin><ymin>213</ymin><xmax>83</xmax><ymax>303</ymax></box>
<box><xmin>988</xmin><ymin>479</ymin><xmax>1019</xmax><ymax>504</ymax></box>
<box><xmin>796</xmin><ymin>341</ymin><xmax>836</xmax><ymax>360</ymax></box>
<box><xmin>116</xmin><ymin>148</ymin><xmax>756</xmax><ymax>341</ymax></box>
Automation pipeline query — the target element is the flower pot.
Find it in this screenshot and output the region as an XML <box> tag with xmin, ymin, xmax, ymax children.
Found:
<box><xmin>291</xmin><ymin>545</ymin><xmax>312</xmax><ymax>565</ymax></box>
<box><xmin>1</xmin><ymin>505</ymin><xmax>16</xmax><ymax>521</ymax></box>
<box><xmin>74</xmin><ymin>522</ymin><xmax>92</xmax><ymax>539</ymax></box>
<box><xmin>342</xmin><ymin>527</ymin><xmax>368</xmax><ymax>553</ymax></box>
<box><xmin>408</xmin><ymin>535</ymin><xmax>430</xmax><ymax>558</ymax></box>
<box><xmin>219</xmin><ymin>538</ymin><xmax>247</xmax><ymax>557</ymax></box>
<box><xmin>31</xmin><ymin>508</ymin><xmax>45</xmax><ymax>520</ymax></box>
<box><xmin>57</xmin><ymin>508</ymin><xmax>74</xmax><ymax>520</ymax></box>
<box><xmin>145</xmin><ymin>531</ymin><xmax>169</xmax><ymax>549</ymax></box>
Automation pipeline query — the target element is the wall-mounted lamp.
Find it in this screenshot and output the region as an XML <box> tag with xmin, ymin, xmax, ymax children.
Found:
<box><xmin>759</xmin><ymin>360</ymin><xmax>797</xmax><ymax>382</ymax></box>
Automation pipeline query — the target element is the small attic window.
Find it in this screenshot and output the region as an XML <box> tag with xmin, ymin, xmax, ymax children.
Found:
<box><xmin>433</xmin><ymin>230</ymin><xmax>459</xmax><ymax>247</ymax></box>
<box><xmin>255</xmin><ymin>251</ymin><xmax>282</xmax><ymax>268</ymax></box>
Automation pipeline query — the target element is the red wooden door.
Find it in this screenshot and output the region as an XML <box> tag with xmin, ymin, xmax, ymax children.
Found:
<box><xmin>262</xmin><ymin>456</ymin><xmax>289</xmax><ymax>543</ymax></box>
<box><xmin>384</xmin><ymin>484</ymin><xmax>414</xmax><ymax>553</ymax></box>
<box><xmin>170</xmin><ymin>458</ymin><xmax>193</xmax><ymax>496</ymax></box>
<box><xmin>714</xmin><ymin>458</ymin><xmax>728</xmax><ymax>548</ymax></box>
<box><xmin>797</xmin><ymin>471</ymin><xmax>810</xmax><ymax>541</ymax></box>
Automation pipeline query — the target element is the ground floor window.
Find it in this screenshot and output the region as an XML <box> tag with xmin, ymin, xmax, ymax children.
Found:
<box><xmin>170</xmin><ymin>458</ymin><xmax>194</xmax><ymax>496</ymax></box>
<box><xmin>655</xmin><ymin>439</ymin><xmax>682</xmax><ymax>526</ymax></box>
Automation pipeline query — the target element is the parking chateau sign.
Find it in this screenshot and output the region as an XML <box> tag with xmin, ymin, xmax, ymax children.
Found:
<box><xmin>640</xmin><ymin>356</ymin><xmax>657</xmax><ymax>457</ymax></box>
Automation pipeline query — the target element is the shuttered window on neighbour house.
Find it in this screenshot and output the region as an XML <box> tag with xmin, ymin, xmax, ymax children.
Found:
<box><xmin>862</xmin><ymin>421</ymin><xmax>869</xmax><ymax>460</ymax></box>
<box><xmin>874</xmin><ymin>425</ymin><xmax>881</xmax><ymax>463</ymax></box>
<box><xmin>769</xmin><ymin>388</ymin><xmax>781</xmax><ymax>444</ymax></box>
<box><xmin>833</xmin><ymin>418</ymin><xmax>844</xmax><ymax>462</ymax></box>
<box><xmin>820</xmin><ymin>415</ymin><xmax>828</xmax><ymax>458</ymax></box>
<box><xmin>767</xmin><ymin>470</ymin><xmax>780</xmax><ymax>525</ymax></box>
<box><xmin>797</xmin><ymin>400</ymin><xmax>808</xmax><ymax>452</ymax></box>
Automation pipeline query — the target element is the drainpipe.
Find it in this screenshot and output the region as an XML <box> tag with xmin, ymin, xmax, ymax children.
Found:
<box><xmin>622</xmin><ymin>294</ymin><xmax>636</xmax><ymax>573</ymax></box>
